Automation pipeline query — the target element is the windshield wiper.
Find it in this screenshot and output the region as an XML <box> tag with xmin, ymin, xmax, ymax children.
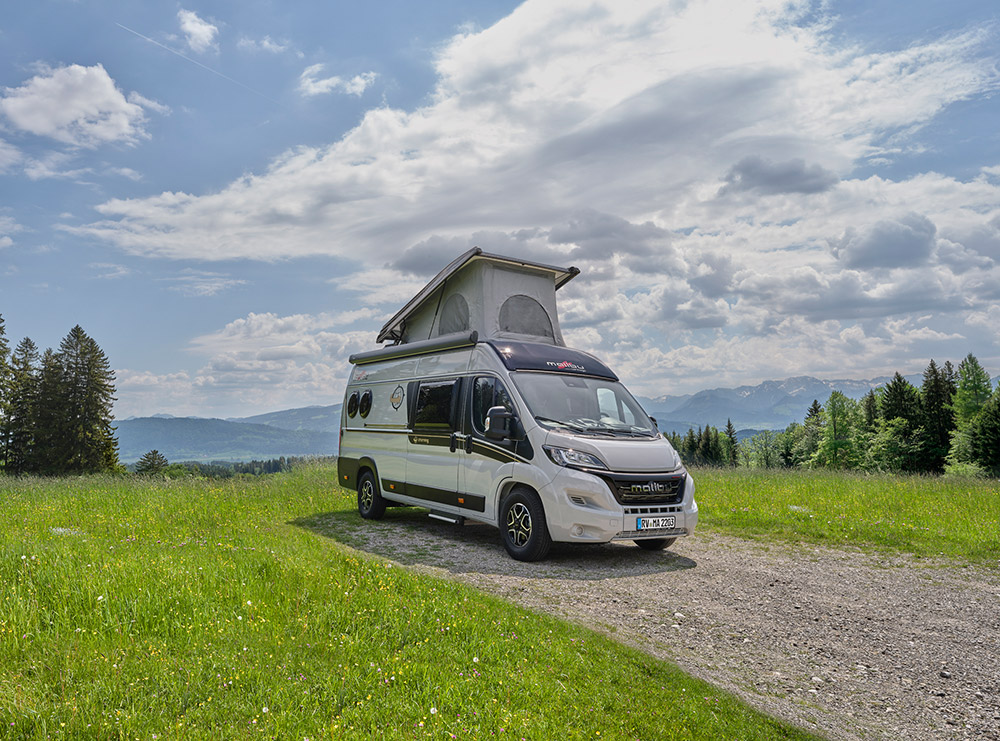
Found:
<box><xmin>533</xmin><ymin>416</ymin><xmax>590</xmax><ymax>432</ymax></box>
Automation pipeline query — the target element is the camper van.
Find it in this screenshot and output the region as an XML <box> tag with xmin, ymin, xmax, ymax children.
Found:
<box><xmin>337</xmin><ymin>249</ymin><xmax>697</xmax><ymax>561</ymax></box>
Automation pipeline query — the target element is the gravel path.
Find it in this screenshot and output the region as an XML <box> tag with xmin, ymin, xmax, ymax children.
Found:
<box><xmin>307</xmin><ymin>509</ymin><xmax>1000</xmax><ymax>740</ymax></box>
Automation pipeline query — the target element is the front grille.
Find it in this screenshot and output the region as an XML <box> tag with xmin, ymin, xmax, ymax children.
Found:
<box><xmin>600</xmin><ymin>471</ymin><xmax>686</xmax><ymax>504</ymax></box>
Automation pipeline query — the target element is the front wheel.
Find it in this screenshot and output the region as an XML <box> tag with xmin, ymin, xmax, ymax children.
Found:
<box><xmin>634</xmin><ymin>537</ymin><xmax>676</xmax><ymax>551</ymax></box>
<box><xmin>500</xmin><ymin>487</ymin><xmax>551</xmax><ymax>562</ymax></box>
<box><xmin>357</xmin><ymin>470</ymin><xmax>387</xmax><ymax>520</ymax></box>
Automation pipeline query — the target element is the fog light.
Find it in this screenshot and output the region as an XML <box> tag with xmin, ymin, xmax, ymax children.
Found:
<box><xmin>571</xmin><ymin>525</ymin><xmax>584</xmax><ymax>537</ymax></box>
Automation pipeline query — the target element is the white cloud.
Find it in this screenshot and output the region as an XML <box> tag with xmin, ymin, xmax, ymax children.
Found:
<box><xmin>23</xmin><ymin>151</ymin><xmax>92</xmax><ymax>180</ymax></box>
<box><xmin>74</xmin><ymin>0</ymin><xmax>998</xmax><ymax>264</ymax></box>
<box><xmin>89</xmin><ymin>263</ymin><xmax>131</xmax><ymax>279</ymax></box>
<box><xmin>127</xmin><ymin>92</ymin><xmax>170</xmax><ymax>116</ymax></box>
<box><xmin>0</xmin><ymin>138</ymin><xmax>23</xmax><ymax>172</ymax></box>
<box><xmin>297</xmin><ymin>65</ymin><xmax>377</xmax><ymax>97</ymax></box>
<box><xmin>160</xmin><ymin>269</ymin><xmax>247</xmax><ymax>297</ymax></box>
<box><xmin>63</xmin><ymin>0</ymin><xmax>1000</xmax><ymax>398</ymax></box>
<box><xmin>0</xmin><ymin>64</ymin><xmax>156</xmax><ymax>148</ymax></box>
<box><xmin>0</xmin><ymin>216</ymin><xmax>23</xmax><ymax>248</ymax></box>
<box><xmin>178</xmin><ymin>9</ymin><xmax>218</xmax><ymax>54</ymax></box>
<box><xmin>238</xmin><ymin>35</ymin><xmax>295</xmax><ymax>56</ymax></box>
<box><xmin>115</xmin><ymin>310</ymin><xmax>381</xmax><ymax>417</ymax></box>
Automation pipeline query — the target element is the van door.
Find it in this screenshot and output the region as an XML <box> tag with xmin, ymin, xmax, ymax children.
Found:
<box><xmin>458</xmin><ymin>375</ymin><xmax>519</xmax><ymax>521</ymax></box>
<box><xmin>403</xmin><ymin>378</ymin><xmax>462</xmax><ymax>509</ymax></box>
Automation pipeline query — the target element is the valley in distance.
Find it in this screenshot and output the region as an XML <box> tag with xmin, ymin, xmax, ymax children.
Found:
<box><xmin>117</xmin><ymin>373</ymin><xmax>973</xmax><ymax>464</ymax></box>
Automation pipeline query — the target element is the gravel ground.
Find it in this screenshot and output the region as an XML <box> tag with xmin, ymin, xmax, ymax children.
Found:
<box><xmin>306</xmin><ymin>508</ymin><xmax>1000</xmax><ymax>740</ymax></box>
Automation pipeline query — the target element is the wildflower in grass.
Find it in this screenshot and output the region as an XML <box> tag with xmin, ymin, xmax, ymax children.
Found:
<box><xmin>431</xmin><ymin>707</ymin><xmax>437</xmax><ymax>715</ymax></box>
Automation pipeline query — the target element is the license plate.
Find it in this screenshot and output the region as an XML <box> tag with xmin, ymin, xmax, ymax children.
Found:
<box><xmin>637</xmin><ymin>516</ymin><xmax>675</xmax><ymax>531</ymax></box>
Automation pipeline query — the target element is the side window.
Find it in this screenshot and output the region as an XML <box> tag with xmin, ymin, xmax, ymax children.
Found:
<box><xmin>597</xmin><ymin>388</ymin><xmax>617</xmax><ymax>420</ymax></box>
<box><xmin>472</xmin><ymin>376</ymin><xmax>513</xmax><ymax>435</ymax></box>
<box><xmin>413</xmin><ymin>380</ymin><xmax>458</xmax><ymax>429</ymax></box>
<box><xmin>597</xmin><ymin>387</ymin><xmax>636</xmax><ymax>425</ymax></box>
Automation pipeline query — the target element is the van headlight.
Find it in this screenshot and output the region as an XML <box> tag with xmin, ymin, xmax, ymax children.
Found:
<box><xmin>543</xmin><ymin>446</ymin><xmax>607</xmax><ymax>470</ymax></box>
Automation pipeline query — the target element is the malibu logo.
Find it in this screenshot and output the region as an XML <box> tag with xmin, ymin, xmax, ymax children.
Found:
<box><xmin>629</xmin><ymin>482</ymin><xmax>674</xmax><ymax>494</ymax></box>
<box><xmin>546</xmin><ymin>360</ymin><xmax>586</xmax><ymax>372</ymax></box>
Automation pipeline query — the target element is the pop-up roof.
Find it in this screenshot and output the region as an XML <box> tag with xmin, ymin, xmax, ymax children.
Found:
<box><xmin>377</xmin><ymin>248</ymin><xmax>579</xmax><ymax>346</ymax></box>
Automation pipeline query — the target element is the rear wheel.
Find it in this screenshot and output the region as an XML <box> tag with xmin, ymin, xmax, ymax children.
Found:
<box><xmin>357</xmin><ymin>470</ymin><xmax>387</xmax><ymax>520</ymax></box>
<box><xmin>500</xmin><ymin>487</ymin><xmax>551</xmax><ymax>561</ymax></box>
<box><xmin>634</xmin><ymin>537</ymin><xmax>676</xmax><ymax>551</ymax></box>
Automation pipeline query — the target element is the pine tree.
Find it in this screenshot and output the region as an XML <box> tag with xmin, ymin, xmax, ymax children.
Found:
<box><xmin>135</xmin><ymin>449</ymin><xmax>169</xmax><ymax>475</ymax></box>
<box><xmin>970</xmin><ymin>390</ymin><xmax>1000</xmax><ymax>474</ymax></box>
<box><xmin>724</xmin><ymin>418</ymin><xmax>738</xmax><ymax>466</ymax></box>
<box><xmin>32</xmin><ymin>348</ymin><xmax>69</xmax><ymax>474</ymax></box>
<box><xmin>792</xmin><ymin>402</ymin><xmax>824</xmax><ymax>466</ymax></box>
<box><xmin>0</xmin><ymin>314</ymin><xmax>9</xmax><ymax>469</ymax></box>
<box><xmin>3</xmin><ymin>338</ymin><xmax>40</xmax><ymax>475</ymax></box>
<box><xmin>861</xmin><ymin>390</ymin><xmax>879</xmax><ymax>431</ymax></box>
<box><xmin>919</xmin><ymin>359</ymin><xmax>955</xmax><ymax>473</ymax></box>
<box><xmin>867</xmin><ymin>374</ymin><xmax>923</xmax><ymax>472</ymax></box>
<box><xmin>880</xmin><ymin>373</ymin><xmax>922</xmax><ymax>425</ymax></box>
<box><xmin>805</xmin><ymin>399</ymin><xmax>822</xmax><ymax>420</ymax></box>
<box><xmin>57</xmin><ymin>326</ymin><xmax>119</xmax><ymax>473</ymax></box>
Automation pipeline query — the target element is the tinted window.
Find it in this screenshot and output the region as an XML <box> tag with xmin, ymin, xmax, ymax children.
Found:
<box><xmin>413</xmin><ymin>380</ymin><xmax>457</xmax><ymax>429</ymax></box>
<box><xmin>472</xmin><ymin>376</ymin><xmax>514</xmax><ymax>434</ymax></box>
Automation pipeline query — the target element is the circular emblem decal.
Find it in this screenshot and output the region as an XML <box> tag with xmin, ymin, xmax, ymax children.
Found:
<box><xmin>390</xmin><ymin>385</ymin><xmax>405</xmax><ymax>410</ymax></box>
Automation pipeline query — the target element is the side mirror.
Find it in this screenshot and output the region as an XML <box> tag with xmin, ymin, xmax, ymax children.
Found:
<box><xmin>649</xmin><ymin>416</ymin><xmax>659</xmax><ymax>429</ymax></box>
<box><xmin>485</xmin><ymin>405</ymin><xmax>514</xmax><ymax>440</ymax></box>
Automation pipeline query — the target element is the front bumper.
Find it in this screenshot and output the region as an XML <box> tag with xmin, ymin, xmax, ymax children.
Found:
<box><xmin>539</xmin><ymin>466</ymin><xmax>698</xmax><ymax>543</ymax></box>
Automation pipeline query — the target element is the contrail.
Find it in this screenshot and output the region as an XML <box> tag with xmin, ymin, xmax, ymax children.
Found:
<box><xmin>116</xmin><ymin>22</ymin><xmax>282</xmax><ymax>106</ymax></box>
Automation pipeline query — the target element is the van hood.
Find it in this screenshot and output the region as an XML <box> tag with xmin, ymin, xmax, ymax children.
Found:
<box><xmin>541</xmin><ymin>429</ymin><xmax>681</xmax><ymax>473</ymax></box>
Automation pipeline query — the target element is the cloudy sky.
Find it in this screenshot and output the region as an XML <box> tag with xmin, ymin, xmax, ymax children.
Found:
<box><xmin>2</xmin><ymin>0</ymin><xmax>999</xmax><ymax>419</ymax></box>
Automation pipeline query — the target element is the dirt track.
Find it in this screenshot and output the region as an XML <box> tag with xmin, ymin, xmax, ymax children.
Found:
<box><xmin>304</xmin><ymin>509</ymin><xmax>1000</xmax><ymax>740</ymax></box>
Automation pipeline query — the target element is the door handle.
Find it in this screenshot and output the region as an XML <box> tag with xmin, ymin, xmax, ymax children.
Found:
<box><xmin>465</xmin><ymin>435</ymin><xmax>474</xmax><ymax>454</ymax></box>
<box><xmin>450</xmin><ymin>432</ymin><xmax>459</xmax><ymax>452</ymax></box>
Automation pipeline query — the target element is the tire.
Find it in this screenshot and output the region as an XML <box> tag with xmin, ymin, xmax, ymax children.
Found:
<box><xmin>500</xmin><ymin>487</ymin><xmax>551</xmax><ymax>562</ymax></box>
<box><xmin>357</xmin><ymin>470</ymin><xmax>387</xmax><ymax>520</ymax></box>
<box><xmin>634</xmin><ymin>537</ymin><xmax>676</xmax><ymax>551</ymax></box>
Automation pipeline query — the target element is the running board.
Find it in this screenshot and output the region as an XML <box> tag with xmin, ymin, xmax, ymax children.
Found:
<box><xmin>428</xmin><ymin>511</ymin><xmax>465</xmax><ymax>525</ymax></box>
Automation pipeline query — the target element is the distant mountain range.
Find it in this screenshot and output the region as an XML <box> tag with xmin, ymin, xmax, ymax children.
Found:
<box><xmin>635</xmin><ymin>374</ymin><xmax>924</xmax><ymax>434</ymax></box>
<box><xmin>116</xmin><ymin>408</ymin><xmax>340</xmax><ymax>463</ymax></box>
<box><xmin>117</xmin><ymin>372</ymin><xmax>999</xmax><ymax>461</ymax></box>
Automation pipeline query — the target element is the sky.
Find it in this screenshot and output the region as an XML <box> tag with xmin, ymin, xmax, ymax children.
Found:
<box><xmin>1</xmin><ymin>0</ymin><xmax>999</xmax><ymax>420</ymax></box>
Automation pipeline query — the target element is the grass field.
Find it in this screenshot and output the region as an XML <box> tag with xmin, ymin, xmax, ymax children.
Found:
<box><xmin>0</xmin><ymin>465</ymin><xmax>817</xmax><ymax>740</ymax></box>
<box><xmin>692</xmin><ymin>467</ymin><xmax>1000</xmax><ymax>563</ymax></box>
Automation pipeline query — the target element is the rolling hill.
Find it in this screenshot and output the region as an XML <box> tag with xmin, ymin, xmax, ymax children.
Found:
<box><xmin>116</xmin><ymin>417</ymin><xmax>338</xmax><ymax>464</ymax></box>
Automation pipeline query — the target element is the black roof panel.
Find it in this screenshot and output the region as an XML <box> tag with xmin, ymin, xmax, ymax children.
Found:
<box><xmin>485</xmin><ymin>340</ymin><xmax>618</xmax><ymax>381</ymax></box>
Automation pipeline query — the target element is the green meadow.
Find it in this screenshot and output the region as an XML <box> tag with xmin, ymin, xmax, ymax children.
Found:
<box><xmin>1</xmin><ymin>465</ymin><xmax>817</xmax><ymax>740</ymax></box>
<box><xmin>693</xmin><ymin>467</ymin><xmax>1000</xmax><ymax>563</ymax></box>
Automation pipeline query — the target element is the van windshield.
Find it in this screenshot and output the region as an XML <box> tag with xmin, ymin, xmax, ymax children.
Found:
<box><xmin>511</xmin><ymin>372</ymin><xmax>657</xmax><ymax>437</ymax></box>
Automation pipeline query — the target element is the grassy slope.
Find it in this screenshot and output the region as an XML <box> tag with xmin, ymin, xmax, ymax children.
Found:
<box><xmin>1</xmin><ymin>466</ymin><xmax>816</xmax><ymax>740</ymax></box>
<box><xmin>693</xmin><ymin>467</ymin><xmax>1000</xmax><ymax>562</ymax></box>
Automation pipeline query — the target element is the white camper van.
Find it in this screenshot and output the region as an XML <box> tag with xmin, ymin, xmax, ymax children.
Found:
<box><xmin>337</xmin><ymin>249</ymin><xmax>697</xmax><ymax>561</ymax></box>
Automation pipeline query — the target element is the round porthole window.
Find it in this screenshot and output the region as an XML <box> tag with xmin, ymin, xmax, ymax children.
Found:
<box><xmin>347</xmin><ymin>391</ymin><xmax>360</xmax><ymax>418</ymax></box>
<box><xmin>359</xmin><ymin>390</ymin><xmax>373</xmax><ymax>418</ymax></box>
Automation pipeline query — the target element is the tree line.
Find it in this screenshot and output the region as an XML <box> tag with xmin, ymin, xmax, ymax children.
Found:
<box><xmin>669</xmin><ymin>354</ymin><xmax>1000</xmax><ymax>476</ymax></box>
<box><xmin>0</xmin><ymin>315</ymin><xmax>120</xmax><ymax>475</ymax></box>
<box><xmin>134</xmin><ymin>452</ymin><xmax>335</xmax><ymax>478</ymax></box>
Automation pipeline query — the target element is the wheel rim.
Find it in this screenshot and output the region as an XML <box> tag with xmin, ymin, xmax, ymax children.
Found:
<box><xmin>506</xmin><ymin>502</ymin><xmax>532</xmax><ymax>547</ymax></box>
<box><xmin>360</xmin><ymin>480</ymin><xmax>374</xmax><ymax>511</ymax></box>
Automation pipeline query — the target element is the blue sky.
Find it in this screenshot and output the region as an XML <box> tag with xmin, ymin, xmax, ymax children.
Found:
<box><xmin>1</xmin><ymin>0</ymin><xmax>998</xmax><ymax>419</ymax></box>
